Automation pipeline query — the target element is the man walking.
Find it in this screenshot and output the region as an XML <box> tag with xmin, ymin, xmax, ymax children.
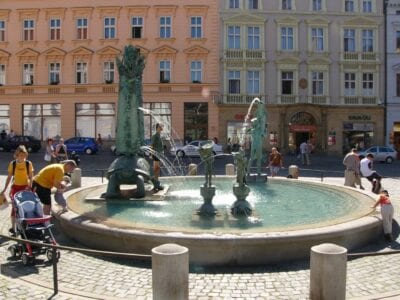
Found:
<box><xmin>343</xmin><ymin>148</ymin><xmax>364</xmax><ymax>189</ymax></box>
<box><xmin>300</xmin><ymin>140</ymin><xmax>310</xmax><ymax>166</ymax></box>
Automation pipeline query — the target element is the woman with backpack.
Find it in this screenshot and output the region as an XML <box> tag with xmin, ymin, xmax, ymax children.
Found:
<box><xmin>1</xmin><ymin>145</ymin><xmax>34</xmax><ymax>236</ymax></box>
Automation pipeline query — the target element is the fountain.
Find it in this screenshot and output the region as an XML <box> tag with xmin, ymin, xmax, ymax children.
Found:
<box><xmin>53</xmin><ymin>46</ymin><xmax>382</xmax><ymax>266</ymax></box>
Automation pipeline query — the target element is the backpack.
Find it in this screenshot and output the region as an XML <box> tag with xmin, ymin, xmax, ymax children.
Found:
<box><xmin>12</xmin><ymin>160</ymin><xmax>31</xmax><ymax>177</ymax></box>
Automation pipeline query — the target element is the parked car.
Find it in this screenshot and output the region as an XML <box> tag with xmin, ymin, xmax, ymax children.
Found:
<box><xmin>358</xmin><ymin>146</ymin><xmax>397</xmax><ymax>164</ymax></box>
<box><xmin>170</xmin><ymin>140</ymin><xmax>223</xmax><ymax>158</ymax></box>
<box><xmin>0</xmin><ymin>135</ymin><xmax>41</xmax><ymax>152</ymax></box>
<box><xmin>63</xmin><ymin>137</ymin><xmax>98</xmax><ymax>155</ymax></box>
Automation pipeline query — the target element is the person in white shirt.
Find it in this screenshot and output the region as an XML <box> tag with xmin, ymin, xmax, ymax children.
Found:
<box><xmin>360</xmin><ymin>153</ymin><xmax>382</xmax><ymax>193</ymax></box>
<box><xmin>299</xmin><ymin>141</ymin><xmax>310</xmax><ymax>166</ymax></box>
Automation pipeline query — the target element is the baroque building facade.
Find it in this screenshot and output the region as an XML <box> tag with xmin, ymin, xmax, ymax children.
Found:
<box><xmin>386</xmin><ymin>0</ymin><xmax>400</xmax><ymax>156</ymax></box>
<box><xmin>218</xmin><ymin>0</ymin><xmax>385</xmax><ymax>154</ymax></box>
<box><xmin>0</xmin><ymin>1</ymin><xmax>220</xmax><ymax>144</ymax></box>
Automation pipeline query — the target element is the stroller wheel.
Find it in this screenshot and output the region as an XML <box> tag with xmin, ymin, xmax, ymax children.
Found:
<box><xmin>21</xmin><ymin>253</ymin><xmax>33</xmax><ymax>266</ymax></box>
<box><xmin>46</xmin><ymin>249</ymin><xmax>60</xmax><ymax>262</ymax></box>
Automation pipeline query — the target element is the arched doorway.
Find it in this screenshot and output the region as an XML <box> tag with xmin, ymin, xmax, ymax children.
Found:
<box><xmin>288</xmin><ymin>112</ymin><xmax>317</xmax><ymax>153</ymax></box>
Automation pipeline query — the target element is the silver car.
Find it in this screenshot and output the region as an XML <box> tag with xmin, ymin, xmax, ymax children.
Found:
<box><xmin>358</xmin><ymin>146</ymin><xmax>397</xmax><ymax>164</ymax></box>
<box><xmin>170</xmin><ymin>140</ymin><xmax>223</xmax><ymax>158</ymax></box>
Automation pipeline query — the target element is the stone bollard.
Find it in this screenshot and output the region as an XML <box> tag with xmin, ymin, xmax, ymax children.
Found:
<box><xmin>288</xmin><ymin>165</ymin><xmax>299</xmax><ymax>179</ymax></box>
<box><xmin>310</xmin><ymin>243</ymin><xmax>347</xmax><ymax>300</ymax></box>
<box><xmin>152</xmin><ymin>243</ymin><xmax>189</xmax><ymax>300</ymax></box>
<box><xmin>225</xmin><ymin>163</ymin><xmax>235</xmax><ymax>176</ymax></box>
<box><xmin>188</xmin><ymin>163</ymin><xmax>197</xmax><ymax>175</ymax></box>
<box><xmin>71</xmin><ymin>168</ymin><xmax>81</xmax><ymax>188</ymax></box>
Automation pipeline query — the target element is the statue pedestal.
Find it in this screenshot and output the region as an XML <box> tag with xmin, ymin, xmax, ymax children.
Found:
<box><xmin>191</xmin><ymin>210</ymin><xmax>224</xmax><ymax>227</ymax></box>
<box><xmin>198</xmin><ymin>185</ymin><xmax>217</xmax><ymax>216</ymax></box>
<box><xmin>231</xmin><ymin>184</ymin><xmax>252</xmax><ymax>216</ymax></box>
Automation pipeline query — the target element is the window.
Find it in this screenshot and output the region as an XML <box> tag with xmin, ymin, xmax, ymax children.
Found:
<box><xmin>247</xmin><ymin>71</ymin><xmax>260</xmax><ymax>95</ymax></box>
<box><xmin>0</xmin><ymin>20</ymin><xmax>5</xmax><ymax>41</ymax></box>
<box><xmin>397</xmin><ymin>74</ymin><xmax>400</xmax><ymax>97</ymax></box>
<box><xmin>76</xmin><ymin>18</ymin><xmax>88</xmax><ymax>40</ymax></box>
<box><xmin>281</xmin><ymin>27</ymin><xmax>294</xmax><ymax>50</ymax></box>
<box><xmin>344</xmin><ymin>29</ymin><xmax>355</xmax><ymax>52</ymax></box>
<box><xmin>282</xmin><ymin>0</ymin><xmax>292</xmax><ymax>10</ymax></box>
<box><xmin>228</xmin><ymin>70</ymin><xmax>240</xmax><ymax>94</ymax></box>
<box><xmin>362</xmin><ymin>73</ymin><xmax>374</xmax><ymax>96</ymax></box>
<box><xmin>312</xmin><ymin>72</ymin><xmax>324</xmax><ymax>95</ymax></box>
<box><xmin>0</xmin><ymin>64</ymin><xmax>5</xmax><ymax>85</ymax></box>
<box><xmin>190</xmin><ymin>17</ymin><xmax>202</xmax><ymax>39</ymax></box>
<box><xmin>312</xmin><ymin>0</ymin><xmax>322</xmax><ymax>11</ymax></box>
<box><xmin>23</xmin><ymin>19</ymin><xmax>34</xmax><ymax>41</ymax></box>
<box><xmin>103</xmin><ymin>61</ymin><xmax>115</xmax><ymax>83</ymax></box>
<box><xmin>345</xmin><ymin>0</ymin><xmax>354</xmax><ymax>12</ymax></box>
<box><xmin>362</xmin><ymin>29</ymin><xmax>373</xmax><ymax>52</ymax></box>
<box><xmin>281</xmin><ymin>71</ymin><xmax>293</xmax><ymax>95</ymax></box>
<box><xmin>49</xmin><ymin>63</ymin><xmax>60</xmax><ymax>84</ymax></box>
<box><xmin>143</xmin><ymin>103</ymin><xmax>171</xmax><ymax>140</ymax></box>
<box><xmin>0</xmin><ymin>105</ymin><xmax>10</xmax><ymax>133</ymax></box>
<box><xmin>362</xmin><ymin>0</ymin><xmax>372</xmax><ymax>13</ymax></box>
<box><xmin>311</xmin><ymin>28</ymin><xmax>324</xmax><ymax>51</ymax></box>
<box><xmin>247</xmin><ymin>26</ymin><xmax>260</xmax><ymax>49</ymax></box>
<box><xmin>23</xmin><ymin>104</ymin><xmax>61</xmax><ymax>140</ymax></box>
<box><xmin>160</xmin><ymin>16</ymin><xmax>171</xmax><ymax>38</ymax></box>
<box><xmin>76</xmin><ymin>103</ymin><xmax>116</xmax><ymax>139</ymax></box>
<box><xmin>190</xmin><ymin>61</ymin><xmax>202</xmax><ymax>83</ymax></box>
<box><xmin>228</xmin><ymin>26</ymin><xmax>241</xmax><ymax>49</ymax></box>
<box><xmin>344</xmin><ymin>72</ymin><xmax>356</xmax><ymax>96</ymax></box>
<box><xmin>248</xmin><ymin>0</ymin><xmax>259</xmax><ymax>9</ymax></box>
<box><xmin>159</xmin><ymin>60</ymin><xmax>170</xmax><ymax>83</ymax></box>
<box><xmin>50</xmin><ymin>18</ymin><xmax>61</xmax><ymax>40</ymax></box>
<box><xmin>104</xmin><ymin>17</ymin><xmax>116</xmax><ymax>39</ymax></box>
<box><xmin>76</xmin><ymin>62</ymin><xmax>88</xmax><ymax>84</ymax></box>
<box><xmin>131</xmin><ymin>17</ymin><xmax>143</xmax><ymax>39</ymax></box>
<box><xmin>23</xmin><ymin>64</ymin><xmax>34</xmax><ymax>85</ymax></box>
<box><xmin>229</xmin><ymin>0</ymin><xmax>240</xmax><ymax>9</ymax></box>
<box><xmin>396</xmin><ymin>31</ymin><xmax>400</xmax><ymax>50</ymax></box>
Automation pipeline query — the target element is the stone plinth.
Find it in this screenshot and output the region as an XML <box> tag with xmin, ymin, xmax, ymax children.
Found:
<box><xmin>198</xmin><ymin>185</ymin><xmax>216</xmax><ymax>215</ymax></box>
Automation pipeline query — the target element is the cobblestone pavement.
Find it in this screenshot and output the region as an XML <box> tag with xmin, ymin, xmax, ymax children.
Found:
<box><xmin>0</xmin><ymin>152</ymin><xmax>399</xmax><ymax>299</ymax></box>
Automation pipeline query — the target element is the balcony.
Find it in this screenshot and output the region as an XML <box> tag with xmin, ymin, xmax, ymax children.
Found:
<box><xmin>223</xmin><ymin>49</ymin><xmax>265</xmax><ymax>60</ymax></box>
<box><xmin>278</xmin><ymin>95</ymin><xmax>297</xmax><ymax>104</ymax></box>
<box><xmin>213</xmin><ymin>94</ymin><xmax>267</xmax><ymax>105</ymax></box>
<box><xmin>309</xmin><ymin>95</ymin><xmax>329</xmax><ymax>105</ymax></box>
<box><xmin>342</xmin><ymin>96</ymin><xmax>378</xmax><ymax>105</ymax></box>
<box><xmin>341</xmin><ymin>51</ymin><xmax>379</xmax><ymax>63</ymax></box>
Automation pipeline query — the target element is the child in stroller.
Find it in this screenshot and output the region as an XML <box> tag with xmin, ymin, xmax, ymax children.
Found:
<box><xmin>8</xmin><ymin>190</ymin><xmax>60</xmax><ymax>266</ymax></box>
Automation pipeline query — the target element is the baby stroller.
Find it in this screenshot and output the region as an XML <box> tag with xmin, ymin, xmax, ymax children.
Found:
<box><xmin>8</xmin><ymin>190</ymin><xmax>60</xmax><ymax>266</ymax></box>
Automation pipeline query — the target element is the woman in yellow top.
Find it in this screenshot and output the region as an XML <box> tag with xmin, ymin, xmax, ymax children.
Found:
<box><xmin>32</xmin><ymin>160</ymin><xmax>76</xmax><ymax>215</ymax></box>
<box><xmin>1</xmin><ymin>145</ymin><xmax>34</xmax><ymax>235</ymax></box>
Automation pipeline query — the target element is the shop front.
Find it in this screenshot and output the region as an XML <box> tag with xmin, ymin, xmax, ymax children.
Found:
<box><xmin>389</xmin><ymin>123</ymin><xmax>400</xmax><ymax>158</ymax></box>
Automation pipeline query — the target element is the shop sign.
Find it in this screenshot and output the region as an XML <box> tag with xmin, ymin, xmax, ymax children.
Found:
<box><xmin>343</xmin><ymin>122</ymin><xmax>374</xmax><ymax>131</ymax></box>
<box><xmin>348</xmin><ymin>115</ymin><xmax>371</xmax><ymax>121</ymax></box>
<box><xmin>289</xmin><ymin>125</ymin><xmax>317</xmax><ymax>132</ymax></box>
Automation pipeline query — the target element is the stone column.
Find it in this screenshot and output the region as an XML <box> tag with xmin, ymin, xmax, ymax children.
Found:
<box><xmin>71</xmin><ymin>168</ymin><xmax>81</xmax><ymax>188</ymax></box>
<box><xmin>310</xmin><ymin>243</ymin><xmax>347</xmax><ymax>300</ymax></box>
<box><xmin>152</xmin><ymin>243</ymin><xmax>189</xmax><ymax>300</ymax></box>
<box><xmin>188</xmin><ymin>163</ymin><xmax>197</xmax><ymax>175</ymax></box>
<box><xmin>225</xmin><ymin>163</ymin><xmax>235</xmax><ymax>175</ymax></box>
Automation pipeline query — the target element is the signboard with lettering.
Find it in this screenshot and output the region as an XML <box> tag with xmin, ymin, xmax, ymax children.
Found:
<box><xmin>348</xmin><ymin>115</ymin><xmax>371</xmax><ymax>121</ymax></box>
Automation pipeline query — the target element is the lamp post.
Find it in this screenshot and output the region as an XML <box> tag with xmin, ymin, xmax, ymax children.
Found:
<box><xmin>384</xmin><ymin>0</ymin><xmax>389</xmax><ymax>143</ymax></box>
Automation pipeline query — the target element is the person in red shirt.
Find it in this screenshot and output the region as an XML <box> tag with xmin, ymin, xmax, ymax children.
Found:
<box><xmin>371</xmin><ymin>190</ymin><xmax>394</xmax><ymax>242</ymax></box>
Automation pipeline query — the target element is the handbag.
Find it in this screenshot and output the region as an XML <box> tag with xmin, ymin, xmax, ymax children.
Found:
<box><xmin>44</xmin><ymin>153</ymin><xmax>51</xmax><ymax>162</ymax></box>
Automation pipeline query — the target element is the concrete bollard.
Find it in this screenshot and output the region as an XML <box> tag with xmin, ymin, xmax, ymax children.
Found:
<box><xmin>152</xmin><ymin>243</ymin><xmax>189</xmax><ymax>300</ymax></box>
<box><xmin>310</xmin><ymin>243</ymin><xmax>347</xmax><ymax>300</ymax></box>
<box><xmin>225</xmin><ymin>163</ymin><xmax>235</xmax><ymax>176</ymax></box>
<box><xmin>188</xmin><ymin>163</ymin><xmax>197</xmax><ymax>175</ymax></box>
<box><xmin>288</xmin><ymin>165</ymin><xmax>299</xmax><ymax>179</ymax></box>
<box><xmin>71</xmin><ymin>168</ymin><xmax>81</xmax><ymax>188</ymax></box>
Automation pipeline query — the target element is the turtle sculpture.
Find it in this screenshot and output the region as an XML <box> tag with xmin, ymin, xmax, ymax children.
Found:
<box><xmin>101</xmin><ymin>155</ymin><xmax>151</xmax><ymax>198</ymax></box>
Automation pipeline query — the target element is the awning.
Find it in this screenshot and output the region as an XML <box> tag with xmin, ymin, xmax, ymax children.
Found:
<box><xmin>393</xmin><ymin>123</ymin><xmax>400</xmax><ymax>132</ymax></box>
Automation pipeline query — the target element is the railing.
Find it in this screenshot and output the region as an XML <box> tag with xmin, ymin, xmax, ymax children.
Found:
<box><xmin>341</xmin><ymin>51</ymin><xmax>379</xmax><ymax>62</ymax></box>
<box><xmin>342</xmin><ymin>96</ymin><xmax>378</xmax><ymax>105</ymax></box>
<box><xmin>223</xmin><ymin>49</ymin><xmax>265</xmax><ymax>60</ymax></box>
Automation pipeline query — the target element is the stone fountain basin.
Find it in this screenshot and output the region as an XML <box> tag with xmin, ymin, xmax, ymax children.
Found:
<box><xmin>53</xmin><ymin>178</ymin><xmax>381</xmax><ymax>266</ymax></box>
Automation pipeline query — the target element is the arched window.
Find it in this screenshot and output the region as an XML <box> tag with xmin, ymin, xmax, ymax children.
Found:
<box><xmin>290</xmin><ymin>112</ymin><xmax>316</xmax><ymax>125</ymax></box>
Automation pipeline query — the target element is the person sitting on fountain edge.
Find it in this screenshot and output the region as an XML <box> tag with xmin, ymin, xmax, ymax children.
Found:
<box><xmin>151</xmin><ymin>123</ymin><xmax>164</xmax><ymax>192</ymax></box>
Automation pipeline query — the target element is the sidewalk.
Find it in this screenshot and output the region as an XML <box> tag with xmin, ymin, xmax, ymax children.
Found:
<box><xmin>0</xmin><ymin>153</ymin><xmax>399</xmax><ymax>299</ymax></box>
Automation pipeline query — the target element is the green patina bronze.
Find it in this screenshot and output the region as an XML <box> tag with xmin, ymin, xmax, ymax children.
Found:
<box><xmin>102</xmin><ymin>46</ymin><xmax>150</xmax><ymax>199</ymax></box>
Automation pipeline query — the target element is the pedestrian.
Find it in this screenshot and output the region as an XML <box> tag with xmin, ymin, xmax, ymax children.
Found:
<box><xmin>55</xmin><ymin>137</ymin><xmax>68</xmax><ymax>162</ymax></box>
<box><xmin>268</xmin><ymin>147</ymin><xmax>283</xmax><ymax>177</ymax></box>
<box><xmin>96</xmin><ymin>133</ymin><xmax>103</xmax><ymax>150</ymax></box>
<box><xmin>44</xmin><ymin>138</ymin><xmax>56</xmax><ymax>163</ymax></box>
<box><xmin>1</xmin><ymin>145</ymin><xmax>34</xmax><ymax>236</ymax></box>
<box><xmin>371</xmin><ymin>189</ymin><xmax>394</xmax><ymax>242</ymax></box>
<box><xmin>8</xmin><ymin>129</ymin><xmax>15</xmax><ymax>139</ymax></box>
<box><xmin>360</xmin><ymin>153</ymin><xmax>382</xmax><ymax>194</ymax></box>
<box><xmin>343</xmin><ymin>148</ymin><xmax>364</xmax><ymax>189</ymax></box>
<box><xmin>151</xmin><ymin>123</ymin><xmax>164</xmax><ymax>192</ymax></box>
<box><xmin>300</xmin><ymin>140</ymin><xmax>310</xmax><ymax>166</ymax></box>
<box><xmin>0</xmin><ymin>129</ymin><xmax>7</xmax><ymax>140</ymax></box>
<box><xmin>32</xmin><ymin>160</ymin><xmax>77</xmax><ymax>215</ymax></box>
<box><xmin>226</xmin><ymin>138</ymin><xmax>232</xmax><ymax>153</ymax></box>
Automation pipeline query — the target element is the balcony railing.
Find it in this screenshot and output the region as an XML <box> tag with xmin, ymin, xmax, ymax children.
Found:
<box><xmin>213</xmin><ymin>94</ymin><xmax>267</xmax><ymax>105</ymax></box>
<box><xmin>223</xmin><ymin>49</ymin><xmax>265</xmax><ymax>60</ymax></box>
<box><xmin>278</xmin><ymin>95</ymin><xmax>297</xmax><ymax>104</ymax></box>
<box><xmin>310</xmin><ymin>95</ymin><xmax>329</xmax><ymax>105</ymax></box>
<box><xmin>342</xmin><ymin>96</ymin><xmax>378</xmax><ymax>105</ymax></box>
<box><xmin>341</xmin><ymin>51</ymin><xmax>378</xmax><ymax>62</ymax></box>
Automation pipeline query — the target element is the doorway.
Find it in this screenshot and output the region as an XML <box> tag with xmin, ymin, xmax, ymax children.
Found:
<box><xmin>296</xmin><ymin>132</ymin><xmax>310</xmax><ymax>149</ymax></box>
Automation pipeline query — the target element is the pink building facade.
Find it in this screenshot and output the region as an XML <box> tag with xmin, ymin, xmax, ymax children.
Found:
<box><xmin>0</xmin><ymin>1</ymin><xmax>220</xmax><ymax>144</ymax></box>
